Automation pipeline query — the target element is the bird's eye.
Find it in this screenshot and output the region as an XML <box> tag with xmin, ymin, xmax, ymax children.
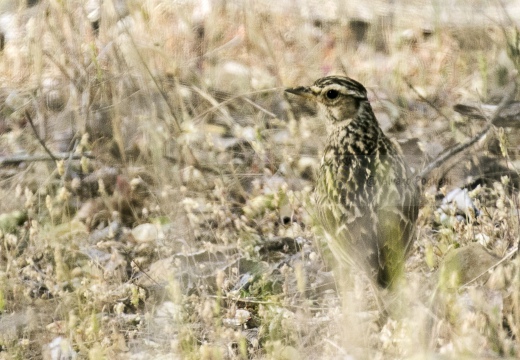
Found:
<box><xmin>326</xmin><ymin>89</ymin><xmax>339</xmax><ymax>99</ymax></box>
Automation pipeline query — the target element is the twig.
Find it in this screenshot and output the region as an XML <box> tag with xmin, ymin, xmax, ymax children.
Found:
<box><xmin>25</xmin><ymin>111</ymin><xmax>58</xmax><ymax>162</ymax></box>
<box><xmin>461</xmin><ymin>245</ymin><xmax>517</xmax><ymax>288</ymax></box>
<box><xmin>43</xmin><ymin>50</ymin><xmax>80</xmax><ymax>92</ymax></box>
<box><xmin>206</xmin><ymin>294</ymin><xmax>280</xmax><ymax>305</ymax></box>
<box><xmin>115</xmin><ymin>17</ymin><xmax>182</xmax><ymax>135</ymax></box>
<box><xmin>0</xmin><ymin>152</ymin><xmax>93</xmax><ymax>166</ymax></box>
<box><xmin>404</xmin><ymin>78</ymin><xmax>451</xmax><ymax>123</ymax></box>
<box><xmin>242</xmin><ymin>97</ymin><xmax>277</xmax><ymax>118</ymax></box>
<box><xmin>191</xmin><ymin>88</ymin><xmax>281</xmax><ymax>123</ymax></box>
<box><xmin>418</xmin><ymin>81</ymin><xmax>517</xmax><ymax>179</ymax></box>
<box><xmin>129</xmin><ymin>258</ymin><xmax>163</xmax><ymax>287</ymax></box>
<box><xmin>60</xmin><ymin>139</ymin><xmax>79</xmax><ymax>187</ymax></box>
<box><xmin>190</xmin><ymin>85</ymin><xmax>235</xmax><ymax>126</ymax></box>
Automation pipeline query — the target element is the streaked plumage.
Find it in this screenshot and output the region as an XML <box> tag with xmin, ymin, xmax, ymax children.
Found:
<box><xmin>286</xmin><ymin>75</ymin><xmax>419</xmax><ymax>288</ymax></box>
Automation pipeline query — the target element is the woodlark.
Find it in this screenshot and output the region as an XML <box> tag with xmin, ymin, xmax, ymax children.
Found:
<box><xmin>286</xmin><ymin>76</ymin><xmax>419</xmax><ymax>288</ymax></box>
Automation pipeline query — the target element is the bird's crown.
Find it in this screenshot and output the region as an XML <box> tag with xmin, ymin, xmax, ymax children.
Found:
<box><xmin>312</xmin><ymin>76</ymin><xmax>367</xmax><ymax>100</ymax></box>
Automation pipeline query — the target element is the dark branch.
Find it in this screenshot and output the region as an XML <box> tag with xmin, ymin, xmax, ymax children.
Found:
<box><xmin>418</xmin><ymin>81</ymin><xmax>517</xmax><ymax>179</ymax></box>
<box><xmin>25</xmin><ymin>111</ymin><xmax>58</xmax><ymax>163</ymax></box>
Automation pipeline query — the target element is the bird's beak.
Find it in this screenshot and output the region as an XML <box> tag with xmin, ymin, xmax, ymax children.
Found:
<box><xmin>285</xmin><ymin>86</ymin><xmax>315</xmax><ymax>100</ymax></box>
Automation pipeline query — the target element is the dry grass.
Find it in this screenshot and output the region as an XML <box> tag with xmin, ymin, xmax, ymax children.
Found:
<box><xmin>0</xmin><ymin>0</ymin><xmax>519</xmax><ymax>359</ymax></box>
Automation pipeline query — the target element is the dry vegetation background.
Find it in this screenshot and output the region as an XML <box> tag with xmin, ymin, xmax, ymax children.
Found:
<box><xmin>0</xmin><ymin>0</ymin><xmax>519</xmax><ymax>359</ymax></box>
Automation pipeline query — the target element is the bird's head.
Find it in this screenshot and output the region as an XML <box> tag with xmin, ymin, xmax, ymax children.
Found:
<box><xmin>286</xmin><ymin>76</ymin><xmax>368</xmax><ymax>123</ymax></box>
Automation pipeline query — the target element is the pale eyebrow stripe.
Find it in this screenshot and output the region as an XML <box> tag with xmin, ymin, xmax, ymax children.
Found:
<box><xmin>315</xmin><ymin>84</ymin><xmax>353</xmax><ymax>96</ymax></box>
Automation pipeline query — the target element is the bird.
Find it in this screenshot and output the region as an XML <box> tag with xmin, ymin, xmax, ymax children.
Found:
<box><xmin>286</xmin><ymin>75</ymin><xmax>419</xmax><ymax>288</ymax></box>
